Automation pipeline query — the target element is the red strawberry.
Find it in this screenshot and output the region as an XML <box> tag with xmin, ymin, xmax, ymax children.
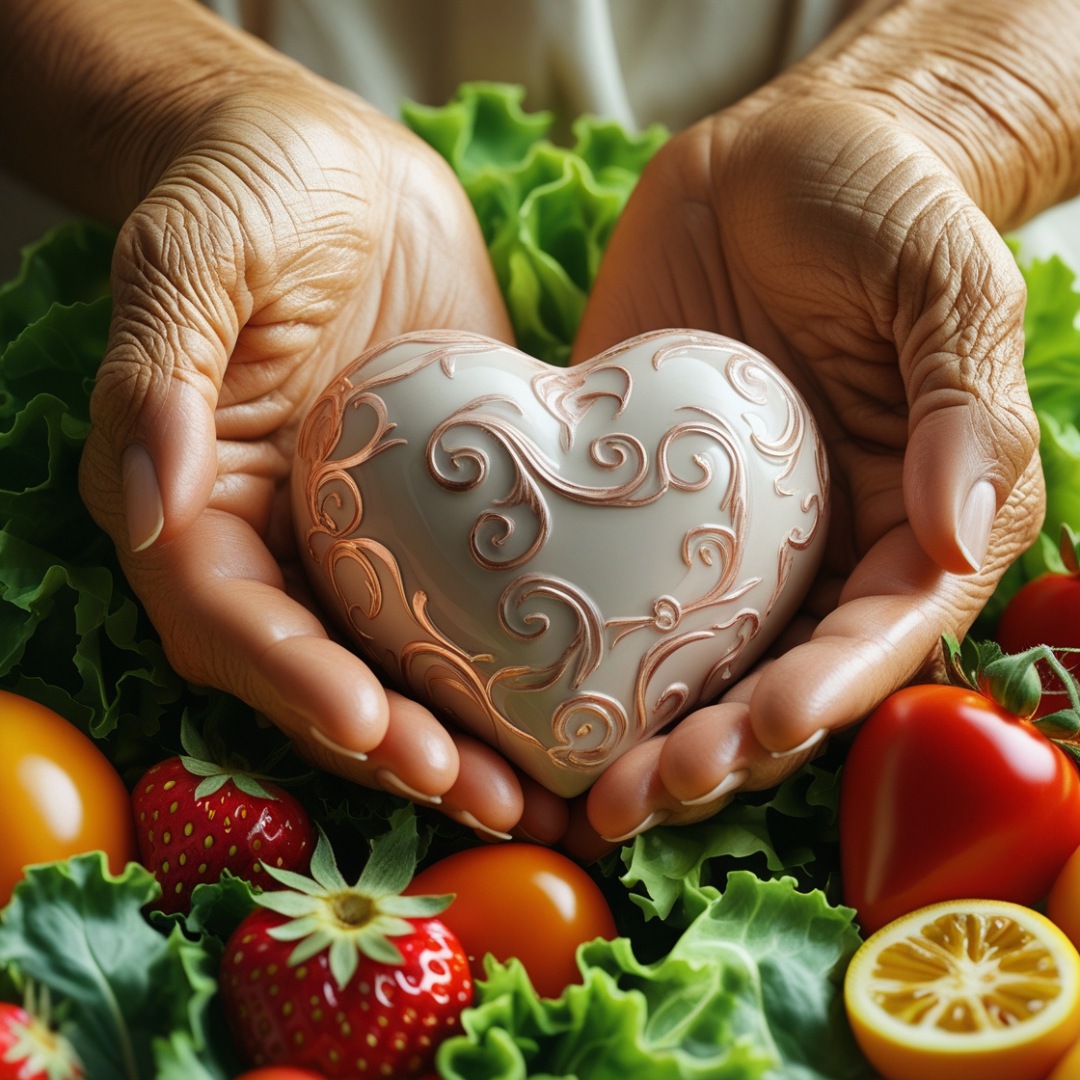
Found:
<box><xmin>0</xmin><ymin>990</ymin><xmax>83</xmax><ymax>1080</ymax></box>
<box><xmin>132</xmin><ymin>722</ymin><xmax>316</xmax><ymax>913</ymax></box>
<box><xmin>221</xmin><ymin>814</ymin><xmax>471</xmax><ymax>1078</ymax></box>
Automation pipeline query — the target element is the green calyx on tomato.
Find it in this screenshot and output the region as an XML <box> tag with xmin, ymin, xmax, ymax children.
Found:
<box><xmin>944</xmin><ymin>632</ymin><xmax>1080</xmax><ymax>753</ymax></box>
<box><xmin>997</xmin><ymin>523</ymin><xmax>1080</xmax><ymax>722</ymax></box>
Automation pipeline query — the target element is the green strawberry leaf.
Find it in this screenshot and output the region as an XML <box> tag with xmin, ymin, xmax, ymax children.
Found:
<box><xmin>355</xmin><ymin>806</ymin><xmax>425</xmax><ymax>897</ymax></box>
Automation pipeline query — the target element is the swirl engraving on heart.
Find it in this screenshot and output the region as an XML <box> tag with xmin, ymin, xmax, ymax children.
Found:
<box><xmin>292</xmin><ymin>329</ymin><xmax>830</xmax><ymax>795</ymax></box>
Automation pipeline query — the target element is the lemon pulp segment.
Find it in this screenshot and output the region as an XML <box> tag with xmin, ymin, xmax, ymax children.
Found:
<box><xmin>866</xmin><ymin>909</ymin><xmax>1064</xmax><ymax>1034</ymax></box>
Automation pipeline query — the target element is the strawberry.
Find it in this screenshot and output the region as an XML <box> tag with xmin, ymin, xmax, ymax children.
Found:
<box><xmin>220</xmin><ymin>814</ymin><xmax>471</xmax><ymax>1078</ymax></box>
<box><xmin>132</xmin><ymin>720</ymin><xmax>316</xmax><ymax>914</ymax></box>
<box><xmin>0</xmin><ymin>988</ymin><xmax>83</xmax><ymax>1080</ymax></box>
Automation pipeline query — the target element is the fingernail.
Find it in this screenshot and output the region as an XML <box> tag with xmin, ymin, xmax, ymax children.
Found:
<box><xmin>769</xmin><ymin>728</ymin><xmax>827</xmax><ymax>760</ymax></box>
<box><xmin>308</xmin><ymin>725</ymin><xmax>368</xmax><ymax>762</ymax></box>
<box><xmin>957</xmin><ymin>479</ymin><xmax>996</xmax><ymax>572</ymax></box>
<box><xmin>444</xmin><ymin>810</ymin><xmax>513</xmax><ymax>843</ymax></box>
<box><xmin>376</xmin><ymin>767</ymin><xmax>442</xmax><ymax>806</ymax></box>
<box><xmin>680</xmin><ymin>767</ymin><xmax>750</xmax><ymax>807</ymax></box>
<box><xmin>600</xmin><ymin>809</ymin><xmax>670</xmax><ymax>845</ymax></box>
<box><xmin>121</xmin><ymin>443</ymin><xmax>164</xmax><ymax>552</ymax></box>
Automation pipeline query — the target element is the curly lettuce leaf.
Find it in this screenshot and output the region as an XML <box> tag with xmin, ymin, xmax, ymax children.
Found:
<box><xmin>618</xmin><ymin>751</ymin><xmax>844</xmax><ymax>930</ymax></box>
<box><xmin>1020</xmin><ymin>253</ymin><xmax>1080</xmax><ymax>422</ymax></box>
<box><xmin>403</xmin><ymin>81</ymin><xmax>667</xmax><ymax>365</ymax></box>
<box><xmin>0</xmin><ymin>219</ymin><xmax>113</xmax><ymax>354</ymax></box>
<box><xmin>0</xmin><ymin>854</ymin><xmax>239</xmax><ymax>1079</ymax></box>
<box><xmin>1014</xmin><ymin>252</ymin><xmax>1080</xmax><ymax>544</ymax></box>
<box><xmin>977</xmin><ymin>249</ymin><xmax>1080</xmax><ymax>629</ymax></box>
<box><xmin>0</xmin><ymin>223</ymin><xmax>194</xmax><ymax>754</ymax></box>
<box><xmin>437</xmin><ymin>872</ymin><xmax>869</xmax><ymax>1080</ymax></box>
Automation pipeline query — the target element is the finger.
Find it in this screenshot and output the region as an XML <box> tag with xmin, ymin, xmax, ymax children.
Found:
<box><xmin>89</xmin><ymin>197</ymin><xmax>240</xmax><ymax>554</ymax></box>
<box><xmin>656</xmin><ymin>666</ymin><xmax>797</xmax><ymax>804</ymax></box>
<box><xmin>436</xmin><ymin>734</ymin><xmax>525</xmax><ymax>842</ymax></box>
<box><xmin>571</xmin><ymin>127</ymin><xmax>722</xmax><ymax>364</ymax></box>
<box><xmin>130</xmin><ymin>509</ymin><xmax>410</xmax><ymax>758</ymax></box>
<box><xmin>324</xmin><ymin>689</ymin><xmax>461</xmax><ymax>803</ymax></box>
<box><xmin>898</xmin><ymin>209</ymin><xmax>1040</xmax><ymax>575</ymax></box>
<box><xmin>585</xmin><ymin>665</ymin><xmax>822</xmax><ymax>844</ymax></box>
<box><xmin>747</xmin><ymin>458</ymin><xmax>1044</xmax><ymax>753</ymax></box>
<box><xmin>585</xmin><ymin>736</ymin><xmax>671</xmax><ymax>845</ymax></box>
<box><xmin>512</xmin><ymin>775</ymin><xmax>571</xmax><ymax>847</ymax></box>
<box><xmin>560</xmin><ymin>798</ymin><xmax>616</xmax><ymax>864</ymax></box>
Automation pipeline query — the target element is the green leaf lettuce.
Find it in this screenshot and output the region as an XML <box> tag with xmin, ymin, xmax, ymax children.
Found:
<box><xmin>403</xmin><ymin>81</ymin><xmax>667</xmax><ymax>365</ymax></box>
<box><xmin>436</xmin><ymin>872</ymin><xmax>870</xmax><ymax>1080</ymax></box>
<box><xmin>0</xmin><ymin>854</ymin><xmax>238</xmax><ymax>1079</ymax></box>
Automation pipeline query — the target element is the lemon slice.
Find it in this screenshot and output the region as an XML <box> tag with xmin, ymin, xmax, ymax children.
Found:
<box><xmin>844</xmin><ymin>899</ymin><xmax>1080</xmax><ymax>1080</ymax></box>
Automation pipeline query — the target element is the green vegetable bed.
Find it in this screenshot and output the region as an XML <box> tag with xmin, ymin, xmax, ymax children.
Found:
<box><xmin>1</xmin><ymin>82</ymin><xmax>1078</xmax><ymax>1079</ymax></box>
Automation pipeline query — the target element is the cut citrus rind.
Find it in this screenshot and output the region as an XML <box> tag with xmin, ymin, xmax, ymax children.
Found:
<box><xmin>844</xmin><ymin>899</ymin><xmax>1080</xmax><ymax>1080</ymax></box>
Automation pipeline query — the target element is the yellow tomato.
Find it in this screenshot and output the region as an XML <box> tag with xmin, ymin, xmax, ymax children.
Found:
<box><xmin>1049</xmin><ymin>843</ymin><xmax>1080</xmax><ymax>953</ymax></box>
<box><xmin>844</xmin><ymin>899</ymin><xmax>1080</xmax><ymax>1080</ymax></box>
<box><xmin>0</xmin><ymin>690</ymin><xmax>137</xmax><ymax>906</ymax></box>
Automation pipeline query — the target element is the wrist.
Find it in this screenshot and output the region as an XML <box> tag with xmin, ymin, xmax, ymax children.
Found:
<box><xmin>779</xmin><ymin>0</ymin><xmax>1080</xmax><ymax>230</ymax></box>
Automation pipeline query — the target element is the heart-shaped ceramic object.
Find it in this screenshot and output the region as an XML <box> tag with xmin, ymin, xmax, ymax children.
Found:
<box><xmin>292</xmin><ymin>330</ymin><xmax>830</xmax><ymax>796</ymax></box>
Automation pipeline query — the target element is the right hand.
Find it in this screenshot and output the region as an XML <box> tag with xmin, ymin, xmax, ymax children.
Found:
<box><xmin>77</xmin><ymin>65</ymin><xmax>569</xmax><ymax>841</ymax></box>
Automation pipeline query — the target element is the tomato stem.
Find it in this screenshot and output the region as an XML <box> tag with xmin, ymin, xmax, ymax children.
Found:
<box><xmin>943</xmin><ymin>634</ymin><xmax>1080</xmax><ymax>748</ymax></box>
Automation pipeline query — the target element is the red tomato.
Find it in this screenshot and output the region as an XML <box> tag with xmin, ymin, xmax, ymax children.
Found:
<box><xmin>997</xmin><ymin>569</ymin><xmax>1080</xmax><ymax>718</ymax></box>
<box><xmin>0</xmin><ymin>690</ymin><xmax>137</xmax><ymax>907</ymax></box>
<box><xmin>840</xmin><ymin>683</ymin><xmax>1080</xmax><ymax>935</ymax></box>
<box><xmin>406</xmin><ymin>843</ymin><xmax>617</xmax><ymax>999</ymax></box>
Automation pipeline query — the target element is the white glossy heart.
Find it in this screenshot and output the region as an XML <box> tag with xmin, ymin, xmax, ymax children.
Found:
<box><xmin>292</xmin><ymin>330</ymin><xmax>830</xmax><ymax>796</ymax></box>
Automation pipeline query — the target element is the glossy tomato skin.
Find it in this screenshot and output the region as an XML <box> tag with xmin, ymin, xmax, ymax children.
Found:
<box><xmin>406</xmin><ymin>843</ymin><xmax>617</xmax><ymax>999</ymax></box>
<box><xmin>840</xmin><ymin>684</ymin><xmax>1080</xmax><ymax>935</ymax></box>
<box><xmin>0</xmin><ymin>690</ymin><xmax>138</xmax><ymax>907</ymax></box>
<box><xmin>997</xmin><ymin>572</ymin><xmax>1080</xmax><ymax>719</ymax></box>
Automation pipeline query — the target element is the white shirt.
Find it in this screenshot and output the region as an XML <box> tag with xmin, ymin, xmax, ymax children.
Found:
<box><xmin>202</xmin><ymin>0</ymin><xmax>852</xmax><ymax>130</ymax></box>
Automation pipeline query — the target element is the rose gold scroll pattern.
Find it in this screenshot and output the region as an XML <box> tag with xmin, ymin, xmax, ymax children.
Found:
<box><xmin>421</xmin><ymin>376</ymin><xmax>764</xmax><ymax>765</ymax></box>
<box><xmin>722</xmin><ymin>347</ymin><xmax>830</xmax><ymax>615</ymax></box>
<box><xmin>299</xmin><ymin>334</ymin><xmax>827</xmax><ymax>772</ymax></box>
<box><xmin>298</xmin><ymin>338</ymin><xmax>574</xmax><ymax>761</ymax></box>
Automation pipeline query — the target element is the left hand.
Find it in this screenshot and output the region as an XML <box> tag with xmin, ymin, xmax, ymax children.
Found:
<box><xmin>571</xmin><ymin>87</ymin><xmax>1044</xmax><ymax>844</ymax></box>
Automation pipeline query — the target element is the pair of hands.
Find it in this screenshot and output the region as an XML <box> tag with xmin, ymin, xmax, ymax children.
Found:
<box><xmin>77</xmin><ymin>28</ymin><xmax>1043</xmax><ymax>853</ymax></box>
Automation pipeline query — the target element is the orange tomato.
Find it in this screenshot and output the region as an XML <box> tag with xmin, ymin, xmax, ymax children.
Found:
<box><xmin>1049</xmin><ymin>843</ymin><xmax>1080</xmax><ymax>953</ymax></box>
<box><xmin>1047</xmin><ymin>1034</ymin><xmax>1080</xmax><ymax>1080</ymax></box>
<box><xmin>0</xmin><ymin>690</ymin><xmax>137</xmax><ymax>906</ymax></box>
<box><xmin>407</xmin><ymin>843</ymin><xmax>617</xmax><ymax>999</ymax></box>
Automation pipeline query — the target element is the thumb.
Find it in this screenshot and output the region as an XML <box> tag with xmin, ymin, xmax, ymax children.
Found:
<box><xmin>899</xmin><ymin>218</ymin><xmax>1041</xmax><ymax>575</ymax></box>
<box><xmin>83</xmin><ymin>200</ymin><xmax>231</xmax><ymax>553</ymax></box>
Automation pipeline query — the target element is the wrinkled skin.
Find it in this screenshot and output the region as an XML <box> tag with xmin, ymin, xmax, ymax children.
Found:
<box><xmin>68</xmin><ymin>13</ymin><xmax>1047</xmax><ymax>851</ymax></box>
<box><xmin>78</xmin><ymin>80</ymin><xmax>553</xmax><ymax>839</ymax></box>
<box><xmin>575</xmin><ymin>93</ymin><xmax>1043</xmax><ymax>841</ymax></box>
